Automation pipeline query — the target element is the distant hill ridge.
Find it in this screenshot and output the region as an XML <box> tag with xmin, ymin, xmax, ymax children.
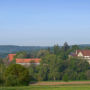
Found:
<box><xmin>0</xmin><ymin>44</ymin><xmax>90</xmax><ymax>58</ymax></box>
<box><xmin>79</xmin><ymin>44</ymin><xmax>90</xmax><ymax>47</ymax></box>
<box><xmin>0</xmin><ymin>45</ymin><xmax>49</xmax><ymax>58</ymax></box>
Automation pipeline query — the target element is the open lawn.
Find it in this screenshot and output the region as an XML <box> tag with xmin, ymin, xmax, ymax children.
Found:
<box><xmin>1</xmin><ymin>81</ymin><xmax>90</xmax><ymax>90</ymax></box>
<box><xmin>1</xmin><ymin>85</ymin><xmax>90</xmax><ymax>90</ymax></box>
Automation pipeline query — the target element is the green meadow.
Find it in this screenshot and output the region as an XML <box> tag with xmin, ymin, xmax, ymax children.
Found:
<box><xmin>1</xmin><ymin>85</ymin><xmax>90</xmax><ymax>90</ymax></box>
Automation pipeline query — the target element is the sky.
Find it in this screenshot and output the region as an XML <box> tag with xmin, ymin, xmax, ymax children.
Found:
<box><xmin>0</xmin><ymin>0</ymin><xmax>90</xmax><ymax>46</ymax></box>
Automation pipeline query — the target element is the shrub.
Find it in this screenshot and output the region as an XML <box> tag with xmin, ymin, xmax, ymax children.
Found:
<box><xmin>62</xmin><ymin>74</ymin><xmax>69</xmax><ymax>82</ymax></box>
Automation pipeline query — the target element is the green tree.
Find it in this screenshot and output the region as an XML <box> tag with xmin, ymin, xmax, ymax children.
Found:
<box><xmin>71</xmin><ymin>45</ymin><xmax>79</xmax><ymax>51</ymax></box>
<box><xmin>86</xmin><ymin>70</ymin><xmax>90</xmax><ymax>80</ymax></box>
<box><xmin>62</xmin><ymin>42</ymin><xmax>70</xmax><ymax>52</ymax></box>
<box><xmin>79</xmin><ymin>73</ymin><xmax>86</xmax><ymax>80</ymax></box>
<box><xmin>37</xmin><ymin>50</ymin><xmax>49</xmax><ymax>58</ymax></box>
<box><xmin>0</xmin><ymin>58</ymin><xmax>3</xmax><ymax>64</ymax></box>
<box><xmin>37</xmin><ymin>65</ymin><xmax>49</xmax><ymax>81</ymax></box>
<box><xmin>69</xmin><ymin>58</ymin><xmax>89</xmax><ymax>72</ymax></box>
<box><xmin>14</xmin><ymin>52</ymin><xmax>27</xmax><ymax>59</ymax></box>
<box><xmin>47</xmin><ymin>47</ymin><xmax>51</xmax><ymax>53</ymax></box>
<box><xmin>29</xmin><ymin>64</ymin><xmax>38</xmax><ymax>81</ymax></box>
<box><xmin>53</xmin><ymin>44</ymin><xmax>60</xmax><ymax>55</ymax></box>
<box><xmin>63</xmin><ymin>74</ymin><xmax>69</xmax><ymax>82</ymax></box>
<box><xmin>0</xmin><ymin>64</ymin><xmax>6</xmax><ymax>86</ymax></box>
<box><xmin>41</xmin><ymin>54</ymin><xmax>61</xmax><ymax>80</ymax></box>
<box><xmin>59</xmin><ymin>52</ymin><xmax>68</xmax><ymax>60</ymax></box>
<box><xmin>5</xmin><ymin>64</ymin><xmax>30</xmax><ymax>86</ymax></box>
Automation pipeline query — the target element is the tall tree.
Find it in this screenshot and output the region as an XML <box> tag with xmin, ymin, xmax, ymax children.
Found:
<box><xmin>62</xmin><ymin>42</ymin><xmax>70</xmax><ymax>52</ymax></box>
<box><xmin>71</xmin><ymin>45</ymin><xmax>79</xmax><ymax>51</ymax></box>
<box><xmin>53</xmin><ymin>44</ymin><xmax>60</xmax><ymax>55</ymax></box>
<box><xmin>0</xmin><ymin>64</ymin><xmax>6</xmax><ymax>86</ymax></box>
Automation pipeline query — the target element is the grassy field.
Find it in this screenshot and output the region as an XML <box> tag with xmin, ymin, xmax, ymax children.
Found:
<box><xmin>1</xmin><ymin>85</ymin><xmax>90</xmax><ymax>90</ymax></box>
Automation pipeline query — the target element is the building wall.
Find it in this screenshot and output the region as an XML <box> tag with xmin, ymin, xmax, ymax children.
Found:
<box><xmin>16</xmin><ymin>63</ymin><xmax>40</xmax><ymax>66</ymax></box>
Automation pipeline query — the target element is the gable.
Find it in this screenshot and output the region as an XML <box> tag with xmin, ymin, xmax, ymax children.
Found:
<box><xmin>77</xmin><ymin>52</ymin><xmax>83</xmax><ymax>57</ymax></box>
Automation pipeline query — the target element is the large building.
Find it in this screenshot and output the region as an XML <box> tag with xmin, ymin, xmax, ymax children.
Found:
<box><xmin>8</xmin><ymin>54</ymin><xmax>41</xmax><ymax>66</ymax></box>
<box><xmin>70</xmin><ymin>50</ymin><xmax>90</xmax><ymax>64</ymax></box>
<box><xmin>16</xmin><ymin>58</ymin><xmax>40</xmax><ymax>66</ymax></box>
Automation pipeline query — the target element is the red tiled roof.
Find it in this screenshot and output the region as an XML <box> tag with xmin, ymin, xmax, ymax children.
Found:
<box><xmin>8</xmin><ymin>54</ymin><xmax>16</xmax><ymax>61</ymax></box>
<box><xmin>76</xmin><ymin>50</ymin><xmax>81</xmax><ymax>54</ymax></box>
<box><xmin>76</xmin><ymin>50</ymin><xmax>90</xmax><ymax>56</ymax></box>
<box><xmin>16</xmin><ymin>58</ymin><xmax>41</xmax><ymax>63</ymax></box>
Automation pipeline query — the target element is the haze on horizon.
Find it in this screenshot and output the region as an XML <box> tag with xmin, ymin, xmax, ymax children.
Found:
<box><xmin>0</xmin><ymin>0</ymin><xmax>90</xmax><ymax>46</ymax></box>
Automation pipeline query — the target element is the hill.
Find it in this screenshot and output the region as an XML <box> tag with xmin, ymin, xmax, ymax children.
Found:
<box><xmin>79</xmin><ymin>44</ymin><xmax>90</xmax><ymax>48</ymax></box>
<box><xmin>0</xmin><ymin>45</ymin><xmax>48</xmax><ymax>58</ymax></box>
<box><xmin>0</xmin><ymin>44</ymin><xmax>90</xmax><ymax>58</ymax></box>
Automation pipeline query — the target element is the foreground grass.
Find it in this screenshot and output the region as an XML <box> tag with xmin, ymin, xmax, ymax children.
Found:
<box><xmin>1</xmin><ymin>85</ymin><xmax>90</xmax><ymax>90</ymax></box>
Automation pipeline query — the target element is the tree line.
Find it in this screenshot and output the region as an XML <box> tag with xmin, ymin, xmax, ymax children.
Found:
<box><xmin>0</xmin><ymin>42</ymin><xmax>90</xmax><ymax>86</ymax></box>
